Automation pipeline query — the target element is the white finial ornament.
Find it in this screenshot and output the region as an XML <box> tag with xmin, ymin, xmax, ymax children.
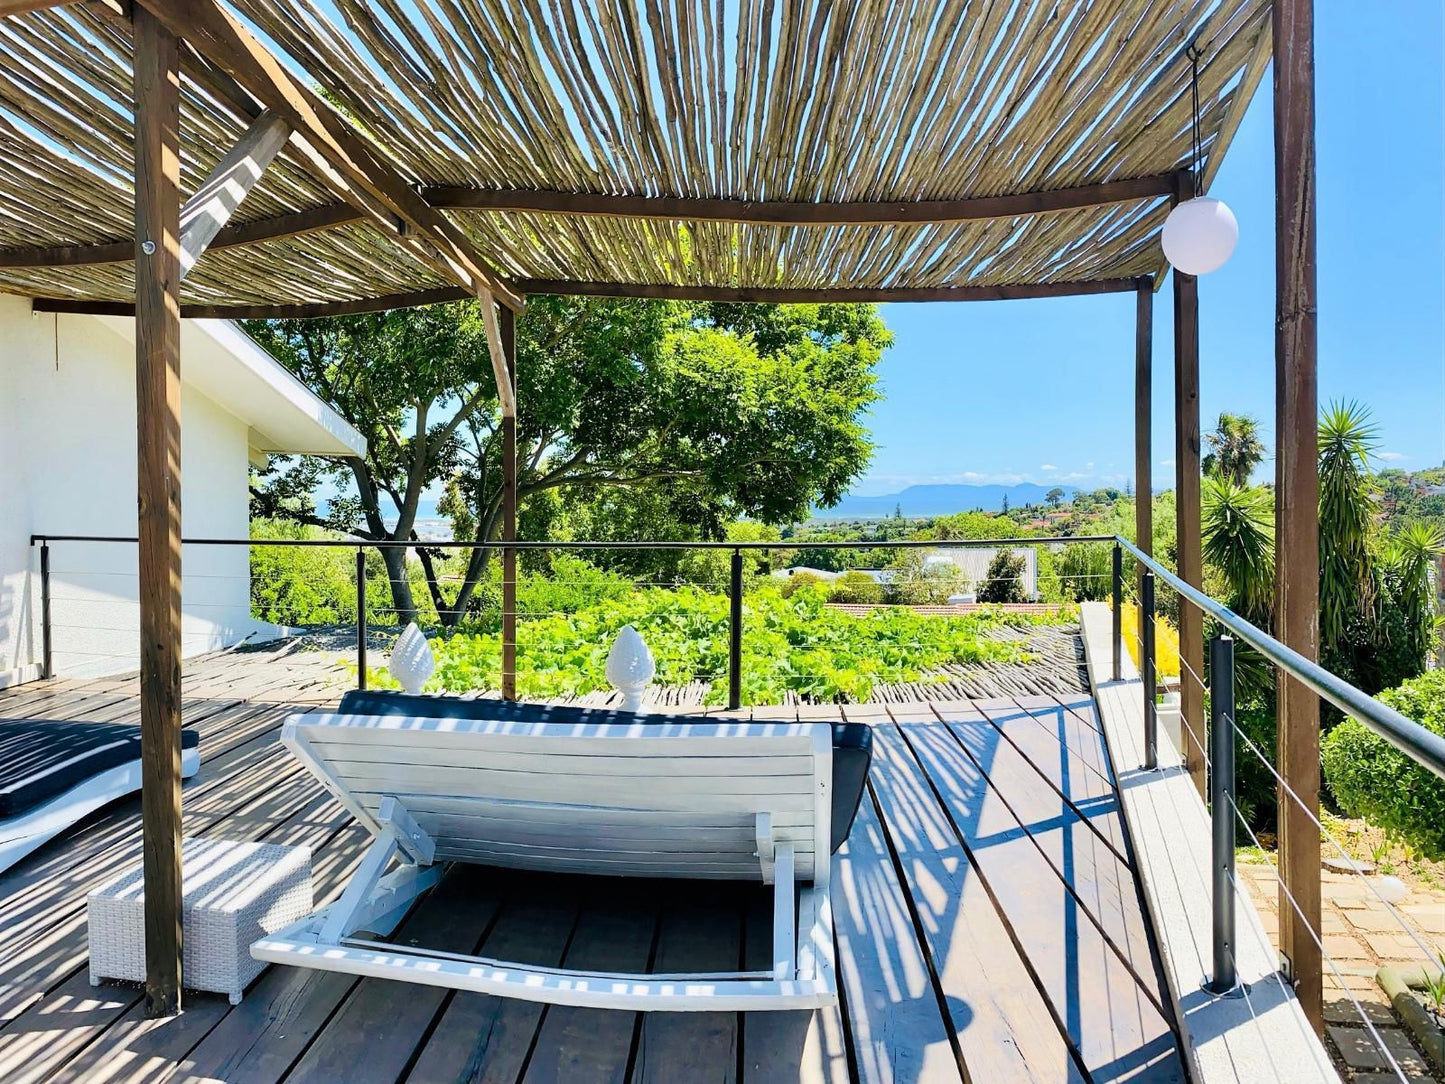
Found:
<box><xmin>389</xmin><ymin>622</ymin><xmax>435</xmax><ymax>694</ymax></box>
<box><xmin>606</xmin><ymin>625</ymin><xmax>655</xmax><ymax>713</ymax></box>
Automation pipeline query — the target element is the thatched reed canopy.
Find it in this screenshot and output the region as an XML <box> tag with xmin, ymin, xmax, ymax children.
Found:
<box><xmin>0</xmin><ymin>0</ymin><xmax>1270</xmax><ymax>315</ymax></box>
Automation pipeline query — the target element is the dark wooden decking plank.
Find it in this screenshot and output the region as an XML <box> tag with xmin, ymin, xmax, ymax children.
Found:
<box><xmin>283</xmin><ymin>865</ymin><xmax>506</xmax><ymax>1084</ymax></box>
<box><xmin>0</xmin><ymin>735</ymin><xmax>322</xmax><ymax>1023</ymax></box>
<box><xmin>965</xmin><ymin>699</ymin><xmax>1151</xmax><ymax>973</ymax></box>
<box><xmin>402</xmin><ymin>874</ymin><xmax>580</xmax><ymax>1083</ymax></box>
<box><xmin>0</xmin><ymin>797</ymin><xmax>367</xmax><ymax>1084</ymax></box>
<box><xmin>1024</xmin><ymin>693</ymin><xmax>1165</xmax><ymax>993</ymax></box>
<box><xmin>629</xmin><ymin>879</ymin><xmax>746</xmax><ymax>1084</ymax></box>
<box><xmin>906</xmin><ymin>705</ymin><xmax>1183</xmax><ymax>1082</ymax></box>
<box><xmin>739</xmin><ymin>703</ymin><xmax>849</xmax><ymax>1084</ymax></box>
<box><xmin>856</xmin><ymin>709</ymin><xmax>1080</xmax><ymax>1084</ymax></box>
<box><xmin>740</xmin><ymin>884</ymin><xmax>851</xmax><ymax>1084</ymax></box>
<box><xmin>519</xmin><ymin>881</ymin><xmax>660</xmax><ymax>1084</ymax></box>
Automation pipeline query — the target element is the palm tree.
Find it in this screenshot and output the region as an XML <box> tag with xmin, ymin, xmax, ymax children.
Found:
<box><xmin>1203</xmin><ymin>413</ymin><xmax>1267</xmax><ymax>486</ymax></box>
<box><xmin>1318</xmin><ymin>400</ymin><xmax>1379</xmax><ymax>646</ymax></box>
<box><xmin>1383</xmin><ymin>521</ymin><xmax>1445</xmax><ymax>667</ymax></box>
<box><xmin>1201</xmin><ymin>476</ymin><xmax>1275</xmax><ymax>627</ymax></box>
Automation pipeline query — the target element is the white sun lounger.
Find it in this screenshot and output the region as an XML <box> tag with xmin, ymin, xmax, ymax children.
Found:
<box><xmin>251</xmin><ymin>711</ymin><xmax>837</xmax><ymax>1011</ymax></box>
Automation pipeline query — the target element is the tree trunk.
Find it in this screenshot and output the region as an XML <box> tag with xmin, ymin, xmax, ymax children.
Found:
<box><xmin>380</xmin><ymin>545</ymin><xmax>417</xmax><ymax>626</ymax></box>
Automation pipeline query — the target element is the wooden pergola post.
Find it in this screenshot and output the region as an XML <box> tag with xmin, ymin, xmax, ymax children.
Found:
<box><xmin>1171</xmin><ymin>173</ymin><xmax>1205</xmax><ymax>801</ymax></box>
<box><xmin>500</xmin><ymin>306</ymin><xmax>518</xmax><ymax>701</ymax></box>
<box><xmin>133</xmin><ymin>3</ymin><xmax>185</xmax><ymax>1019</ymax></box>
<box><xmin>1274</xmin><ymin>0</ymin><xmax>1323</xmax><ymax>1034</ymax></box>
<box><xmin>1134</xmin><ymin>279</ymin><xmax>1153</xmax><ymax>610</ymax></box>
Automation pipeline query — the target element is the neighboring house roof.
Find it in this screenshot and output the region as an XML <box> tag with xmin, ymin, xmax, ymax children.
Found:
<box><xmin>95</xmin><ymin>316</ymin><xmax>365</xmax><ymax>459</ymax></box>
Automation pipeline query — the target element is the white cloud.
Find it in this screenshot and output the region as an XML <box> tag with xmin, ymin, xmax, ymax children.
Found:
<box><xmin>1040</xmin><ymin>463</ymin><xmax>1058</xmax><ymax>471</ymax></box>
<box><xmin>1161</xmin><ymin>458</ymin><xmax>1176</xmax><ymax>467</ymax></box>
<box><xmin>1085</xmin><ymin>461</ymin><xmax>1095</xmax><ymax>470</ymax></box>
<box><xmin>1378</xmin><ymin>451</ymin><xmax>1407</xmax><ymax>462</ymax></box>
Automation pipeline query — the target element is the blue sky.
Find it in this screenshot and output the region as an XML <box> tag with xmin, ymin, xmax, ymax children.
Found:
<box><xmin>850</xmin><ymin>4</ymin><xmax>1445</xmax><ymax>497</ymax></box>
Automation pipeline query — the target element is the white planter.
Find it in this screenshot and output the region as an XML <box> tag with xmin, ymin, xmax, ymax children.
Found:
<box><xmin>1156</xmin><ymin>689</ymin><xmax>1182</xmax><ymax>757</ymax></box>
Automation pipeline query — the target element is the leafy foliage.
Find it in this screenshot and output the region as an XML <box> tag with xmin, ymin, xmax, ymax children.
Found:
<box><xmin>249</xmin><ymin>519</ymin><xmax>359</xmax><ymax>626</ymax></box>
<box><xmin>1318</xmin><ymin>400</ymin><xmax>1379</xmax><ymax>646</ymax></box>
<box><xmin>1200</xmin><ymin>476</ymin><xmax>1274</xmax><ymax>627</ymax></box>
<box><xmin>977</xmin><ymin>549</ymin><xmax>1027</xmax><ymax>603</ymax></box>
<box><xmin>1202</xmin><ymin>412</ymin><xmax>1266</xmax><ymax>486</ymax></box>
<box><xmin>247</xmin><ymin>298</ymin><xmax>888</xmax><ymax>624</ymax></box>
<box><xmin>364</xmin><ymin>581</ymin><xmax>1052</xmax><ymax>706</ymax></box>
<box><xmin>1321</xmin><ymin>669</ymin><xmax>1445</xmax><ymax>860</ymax></box>
<box><xmin>829</xmin><ymin>570</ymin><xmax>884</xmax><ymax>604</ymax></box>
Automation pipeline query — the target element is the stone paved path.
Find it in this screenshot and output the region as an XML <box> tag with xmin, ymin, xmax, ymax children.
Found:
<box><xmin>1241</xmin><ymin>859</ymin><xmax>1445</xmax><ymax>1083</ymax></box>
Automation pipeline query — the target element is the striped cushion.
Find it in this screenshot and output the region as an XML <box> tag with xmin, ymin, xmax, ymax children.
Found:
<box><xmin>0</xmin><ymin>720</ymin><xmax>199</xmax><ymax>818</ymax></box>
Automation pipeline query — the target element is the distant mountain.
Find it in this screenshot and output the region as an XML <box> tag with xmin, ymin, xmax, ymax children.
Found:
<box><xmin>816</xmin><ymin>483</ymin><xmax>1078</xmax><ymax>519</ymax></box>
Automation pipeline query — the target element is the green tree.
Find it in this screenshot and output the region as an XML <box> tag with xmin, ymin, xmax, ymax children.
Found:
<box><xmin>1202</xmin><ymin>412</ymin><xmax>1266</xmax><ymax>486</ymax></box>
<box><xmin>1045</xmin><ymin>487</ymin><xmax>1065</xmax><ymax>509</ymax></box>
<box><xmin>248</xmin><ymin>298</ymin><xmax>889</xmax><ymax>624</ymax></box>
<box><xmin>977</xmin><ymin>549</ymin><xmax>1027</xmax><ymax>603</ymax></box>
<box><xmin>1200</xmin><ymin>476</ymin><xmax>1275</xmax><ymax>627</ymax></box>
<box><xmin>1318</xmin><ymin>401</ymin><xmax>1379</xmax><ymax>647</ymax></box>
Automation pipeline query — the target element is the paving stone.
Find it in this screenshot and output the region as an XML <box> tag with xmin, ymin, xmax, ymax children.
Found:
<box><xmin>1324</xmin><ymin>997</ymin><xmax>1395</xmax><ymax>1026</ymax></box>
<box><xmin>1365</xmin><ymin>933</ymin><xmax>1435</xmax><ymax>962</ymax></box>
<box><xmin>1325</xmin><ymin>1024</ymin><xmax>1428</xmax><ymax>1073</ymax></box>
<box><xmin>1347</xmin><ymin>908</ymin><xmax>1416</xmax><ymax>934</ymax></box>
<box><xmin>1401</xmin><ymin>904</ymin><xmax>1445</xmax><ymax>935</ymax></box>
<box><xmin>1324</xmin><ymin>934</ymin><xmax>1376</xmax><ymax>961</ymax></box>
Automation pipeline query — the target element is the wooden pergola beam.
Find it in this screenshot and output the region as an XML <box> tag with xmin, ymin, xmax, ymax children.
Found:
<box><xmin>423</xmin><ymin>174</ymin><xmax>1177</xmax><ymax>225</ymax></box>
<box><xmin>179</xmin><ymin>110</ymin><xmax>290</xmax><ymax>275</ymax></box>
<box><xmin>1172</xmin><ymin>170</ymin><xmax>1206</xmax><ymax>803</ymax></box>
<box><xmin>0</xmin><ymin>174</ymin><xmax>1179</xmax><ymax>269</ymax></box>
<box><xmin>513</xmin><ymin>278</ymin><xmax>1144</xmax><ymax>304</ymax></box>
<box><xmin>28</xmin><ymin>276</ymin><xmax>1145</xmax><ymax>318</ymax></box>
<box><xmin>131</xmin><ymin>1</ymin><xmax>183</xmax><ymax>1019</ymax></box>
<box><xmin>1274</xmin><ymin>0</ymin><xmax>1323</xmax><ymax>1036</ymax></box>
<box><xmin>1134</xmin><ymin>279</ymin><xmax>1153</xmax><ymax>600</ymax></box>
<box><xmin>132</xmin><ymin>0</ymin><xmax>523</xmax><ymax>310</ymax></box>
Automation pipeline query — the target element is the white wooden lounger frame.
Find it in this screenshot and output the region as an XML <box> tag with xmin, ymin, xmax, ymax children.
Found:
<box><xmin>252</xmin><ymin>712</ymin><xmax>837</xmax><ymax>1011</ymax></box>
<box><xmin>0</xmin><ymin>745</ymin><xmax>200</xmax><ymax>874</ymax></box>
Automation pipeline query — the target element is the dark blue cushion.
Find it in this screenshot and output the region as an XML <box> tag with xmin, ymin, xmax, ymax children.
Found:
<box><xmin>0</xmin><ymin>719</ymin><xmax>199</xmax><ymax>819</ymax></box>
<box><xmin>336</xmin><ymin>690</ymin><xmax>872</xmax><ymax>853</ymax></box>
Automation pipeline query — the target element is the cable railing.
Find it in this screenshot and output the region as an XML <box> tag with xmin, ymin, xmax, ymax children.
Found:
<box><xmin>1115</xmin><ymin>536</ymin><xmax>1445</xmax><ymax>1081</ymax></box>
<box><xmin>30</xmin><ymin>532</ymin><xmax>1113</xmax><ymax>707</ymax></box>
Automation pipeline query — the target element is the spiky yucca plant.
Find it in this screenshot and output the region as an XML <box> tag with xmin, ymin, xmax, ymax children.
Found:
<box><xmin>1318</xmin><ymin>401</ymin><xmax>1379</xmax><ymax>647</ymax></box>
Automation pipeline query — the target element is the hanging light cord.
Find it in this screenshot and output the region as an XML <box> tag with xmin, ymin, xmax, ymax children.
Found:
<box><xmin>1187</xmin><ymin>43</ymin><xmax>1203</xmax><ymax>196</ymax></box>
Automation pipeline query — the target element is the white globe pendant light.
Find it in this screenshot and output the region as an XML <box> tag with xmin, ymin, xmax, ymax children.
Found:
<box><xmin>1163</xmin><ymin>196</ymin><xmax>1239</xmax><ymax>276</ymax></box>
<box><xmin>1163</xmin><ymin>44</ymin><xmax>1239</xmax><ymax>277</ymax></box>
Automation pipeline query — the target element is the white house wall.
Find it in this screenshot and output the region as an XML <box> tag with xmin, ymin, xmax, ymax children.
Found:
<box><xmin>0</xmin><ymin>295</ymin><xmax>283</xmax><ymax>682</ymax></box>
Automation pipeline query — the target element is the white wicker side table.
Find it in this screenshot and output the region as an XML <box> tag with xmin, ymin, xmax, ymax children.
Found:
<box><xmin>88</xmin><ymin>836</ymin><xmax>312</xmax><ymax>1004</ymax></box>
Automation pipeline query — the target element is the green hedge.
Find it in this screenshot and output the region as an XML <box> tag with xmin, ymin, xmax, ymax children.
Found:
<box><xmin>1321</xmin><ymin>669</ymin><xmax>1445</xmax><ymax>859</ymax></box>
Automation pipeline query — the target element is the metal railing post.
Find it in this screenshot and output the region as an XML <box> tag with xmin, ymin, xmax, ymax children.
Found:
<box><xmin>1208</xmin><ymin>633</ymin><xmax>1238</xmax><ymax>993</ymax></box>
<box><xmin>1141</xmin><ymin>569</ymin><xmax>1157</xmax><ymax>770</ymax></box>
<box><xmin>355</xmin><ymin>548</ymin><xmax>367</xmax><ymax>691</ymax></box>
<box><xmin>728</xmin><ymin>548</ymin><xmax>743</xmax><ymax>711</ymax></box>
<box><xmin>40</xmin><ymin>542</ymin><xmax>52</xmax><ymax>680</ymax></box>
<box><xmin>1111</xmin><ymin>543</ymin><xmax>1123</xmax><ymax>681</ymax></box>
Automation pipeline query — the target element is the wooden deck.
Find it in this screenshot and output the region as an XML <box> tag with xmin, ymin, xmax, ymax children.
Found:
<box><xmin>0</xmin><ymin>639</ymin><xmax>1185</xmax><ymax>1083</ymax></box>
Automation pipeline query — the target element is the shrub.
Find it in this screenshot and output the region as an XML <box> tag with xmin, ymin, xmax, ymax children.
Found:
<box><xmin>977</xmin><ymin>549</ymin><xmax>1026</xmax><ymax>603</ymax></box>
<box><xmin>1055</xmin><ymin>542</ymin><xmax>1113</xmax><ymax>602</ymax></box>
<box><xmin>1117</xmin><ymin>600</ymin><xmax>1181</xmax><ymax>680</ymax></box>
<box><xmin>779</xmin><ymin>571</ymin><xmax>828</xmax><ymax>598</ymax></box>
<box><xmin>249</xmin><ymin>519</ymin><xmax>358</xmax><ymax>626</ymax></box>
<box><xmin>1321</xmin><ymin>669</ymin><xmax>1445</xmax><ymax>859</ymax></box>
<box><xmin>830</xmin><ymin>570</ymin><xmax>884</xmax><ymax>605</ymax></box>
<box><xmin>887</xmin><ymin>552</ymin><xmax>965</xmax><ymax>605</ymax></box>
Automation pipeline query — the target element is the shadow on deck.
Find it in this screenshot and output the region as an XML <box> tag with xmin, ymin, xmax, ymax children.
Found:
<box><xmin>0</xmin><ymin>638</ymin><xmax>1184</xmax><ymax>1083</ymax></box>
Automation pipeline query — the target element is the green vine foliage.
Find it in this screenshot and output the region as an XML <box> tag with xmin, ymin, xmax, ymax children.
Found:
<box><xmin>365</xmin><ymin>582</ymin><xmax>1059</xmax><ymax>706</ymax></box>
<box><xmin>1321</xmin><ymin>669</ymin><xmax>1445</xmax><ymax>860</ymax></box>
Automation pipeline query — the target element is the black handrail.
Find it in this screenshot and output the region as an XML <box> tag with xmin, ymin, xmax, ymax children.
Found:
<box><xmin>1117</xmin><ymin>536</ymin><xmax>1445</xmax><ymax>782</ymax></box>
<box><xmin>30</xmin><ymin>533</ymin><xmax>1118</xmax><ymax>549</ymax></box>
